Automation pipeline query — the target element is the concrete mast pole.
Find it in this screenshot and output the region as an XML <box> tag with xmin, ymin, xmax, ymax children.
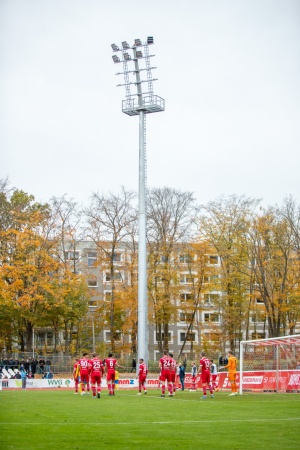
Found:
<box><xmin>133</xmin><ymin>47</ymin><xmax>148</xmax><ymax>366</ymax></box>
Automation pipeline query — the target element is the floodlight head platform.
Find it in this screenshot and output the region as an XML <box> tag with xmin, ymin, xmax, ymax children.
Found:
<box><xmin>122</xmin><ymin>95</ymin><xmax>165</xmax><ymax>116</ymax></box>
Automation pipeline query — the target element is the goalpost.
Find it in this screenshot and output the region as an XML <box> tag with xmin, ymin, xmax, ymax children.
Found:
<box><xmin>239</xmin><ymin>334</ymin><xmax>300</xmax><ymax>395</ymax></box>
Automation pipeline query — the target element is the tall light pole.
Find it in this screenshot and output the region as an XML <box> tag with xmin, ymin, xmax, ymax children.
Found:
<box><xmin>111</xmin><ymin>37</ymin><xmax>165</xmax><ymax>365</ymax></box>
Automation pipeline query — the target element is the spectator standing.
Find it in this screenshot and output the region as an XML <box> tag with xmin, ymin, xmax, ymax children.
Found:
<box><xmin>38</xmin><ymin>357</ymin><xmax>45</xmax><ymax>374</ymax></box>
<box><xmin>3</xmin><ymin>357</ymin><xmax>9</xmax><ymax>370</ymax></box>
<box><xmin>45</xmin><ymin>358</ymin><xmax>51</xmax><ymax>373</ymax></box>
<box><xmin>130</xmin><ymin>358</ymin><xmax>136</xmax><ymax>373</ymax></box>
<box><xmin>179</xmin><ymin>364</ymin><xmax>186</xmax><ymax>390</ymax></box>
<box><xmin>296</xmin><ymin>360</ymin><xmax>300</xmax><ymax>370</ymax></box>
<box><xmin>137</xmin><ymin>358</ymin><xmax>148</xmax><ymax>395</ymax></box>
<box><xmin>31</xmin><ymin>358</ymin><xmax>38</xmax><ymax>375</ymax></box>
<box><xmin>24</xmin><ymin>359</ymin><xmax>30</xmax><ymax>373</ymax></box>
<box><xmin>8</xmin><ymin>358</ymin><xmax>14</xmax><ymax>370</ymax></box>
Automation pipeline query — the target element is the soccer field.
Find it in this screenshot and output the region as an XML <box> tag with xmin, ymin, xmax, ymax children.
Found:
<box><xmin>0</xmin><ymin>389</ymin><xmax>299</xmax><ymax>449</ymax></box>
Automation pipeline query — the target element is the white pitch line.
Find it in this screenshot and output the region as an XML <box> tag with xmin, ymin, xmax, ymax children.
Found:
<box><xmin>1</xmin><ymin>417</ymin><xmax>299</xmax><ymax>426</ymax></box>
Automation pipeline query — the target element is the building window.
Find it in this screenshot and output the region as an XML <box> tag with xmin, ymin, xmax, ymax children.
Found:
<box><xmin>180</xmin><ymin>293</ymin><xmax>193</xmax><ymax>302</ymax></box>
<box><xmin>180</xmin><ymin>332</ymin><xmax>196</xmax><ymax>342</ymax></box>
<box><xmin>180</xmin><ymin>274</ymin><xmax>193</xmax><ymax>284</ymax></box>
<box><xmin>179</xmin><ymin>254</ymin><xmax>192</xmax><ymax>264</ymax></box>
<box><xmin>204</xmin><ymin>293</ymin><xmax>220</xmax><ymax>305</ymax></box>
<box><xmin>88</xmin><ymin>280</ymin><xmax>98</xmax><ymax>288</ymax></box>
<box><xmin>64</xmin><ymin>251</ymin><xmax>79</xmax><ymax>260</ymax></box>
<box><xmin>87</xmin><ymin>252</ymin><xmax>97</xmax><ymax>267</ymax></box>
<box><xmin>155</xmin><ymin>332</ymin><xmax>172</xmax><ymax>343</ymax></box>
<box><xmin>104</xmin><ymin>331</ymin><xmax>121</xmax><ymax>342</ymax></box>
<box><xmin>108</xmin><ymin>252</ymin><xmax>121</xmax><ymax>262</ymax></box>
<box><xmin>105</xmin><ymin>272</ymin><xmax>123</xmax><ymax>282</ymax></box>
<box><xmin>208</xmin><ymin>255</ymin><xmax>218</xmax><ymax>265</ymax></box>
<box><xmin>204</xmin><ymin>313</ymin><xmax>220</xmax><ymax>323</ymax></box>
<box><xmin>46</xmin><ymin>332</ymin><xmax>53</xmax><ymax>346</ymax></box>
<box><xmin>179</xmin><ymin>312</ymin><xmax>194</xmax><ymax>322</ymax></box>
<box><xmin>131</xmin><ymin>273</ymin><xmax>138</xmax><ymax>283</ymax></box>
<box><xmin>105</xmin><ymin>291</ymin><xmax>112</xmax><ymax>302</ymax></box>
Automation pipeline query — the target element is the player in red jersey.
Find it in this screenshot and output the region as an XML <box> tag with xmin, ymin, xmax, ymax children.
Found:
<box><xmin>72</xmin><ymin>358</ymin><xmax>81</xmax><ymax>394</ymax></box>
<box><xmin>137</xmin><ymin>358</ymin><xmax>148</xmax><ymax>395</ymax></box>
<box><xmin>199</xmin><ymin>351</ymin><xmax>214</xmax><ymax>399</ymax></box>
<box><xmin>159</xmin><ymin>350</ymin><xmax>173</xmax><ymax>397</ymax></box>
<box><xmin>90</xmin><ymin>352</ymin><xmax>104</xmax><ymax>399</ymax></box>
<box><xmin>168</xmin><ymin>352</ymin><xmax>177</xmax><ymax>394</ymax></box>
<box><xmin>103</xmin><ymin>352</ymin><xmax>123</xmax><ymax>396</ymax></box>
<box><xmin>79</xmin><ymin>352</ymin><xmax>91</xmax><ymax>395</ymax></box>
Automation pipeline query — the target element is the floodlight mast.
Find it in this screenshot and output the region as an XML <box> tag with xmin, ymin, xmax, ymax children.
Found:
<box><xmin>111</xmin><ymin>38</ymin><xmax>165</xmax><ymax>366</ymax></box>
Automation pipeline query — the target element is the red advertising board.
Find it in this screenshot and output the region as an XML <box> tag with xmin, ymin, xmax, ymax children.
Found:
<box><xmin>182</xmin><ymin>370</ymin><xmax>300</xmax><ymax>392</ymax></box>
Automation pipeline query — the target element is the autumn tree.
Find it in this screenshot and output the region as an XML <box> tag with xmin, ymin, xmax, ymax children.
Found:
<box><xmin>248</xmin><ymin>206</ymin><xmax>300</xmax><ymax>337</ymax></box>
<box><xmin>176</xmin><ymin>240</ymin><xmax>220</xmax><ymax>359</ymax></box>
<box><xmin>147</xmin><ymin>187</ymin><xmax>196</xmax><ymax>354</ymax></box>
<box><xmin>84</xmin><ymin>187</ymin><xmax>137</xmax><ymax>352</ymax></box>
<box><xmin>199</xmin><ymin>195</ymin><xmax>259</xmax><ymax>352</ymax></box>
<box><xmin>48</xmin><ymin>195</ymin><xmax>89</xmax><ymax>352</ymax></box>
<box><xmin>0</xmin><ymin>186</ymin><xmax>89</xmax><ymax>354</ymax></box>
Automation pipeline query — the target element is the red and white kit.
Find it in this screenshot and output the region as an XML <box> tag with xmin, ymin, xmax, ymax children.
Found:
<box><xmin>79</xmin><ymin>356</ymin><xmax>91</xmax><ymax>393</ymax></box>
<box><xmin>138</xmin><ymin>361</ymin><xmax>148</xmax><ymax>393</ymax></box>
<box><xmin>90</xmin><ymin>357</ymin><xmax>104</xmax><ymax>398</ymax></box>
<box><xmin>159</xmin><ymin>354</ymin><xmax>173</xmax><ymax>396</ymax></box>
<box><xmin>104</xmin><ymin>357</ymin><xmax>118</xmax><ymax>395</ymax></box>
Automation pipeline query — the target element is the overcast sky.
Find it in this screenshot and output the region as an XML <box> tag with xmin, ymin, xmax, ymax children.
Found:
<box><xmin>1</xmin><ymin>0</ymin><xmax>299</xmax><ymax>208</ymax></box>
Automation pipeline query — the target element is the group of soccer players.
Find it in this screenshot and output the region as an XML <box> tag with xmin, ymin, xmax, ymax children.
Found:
<box><xmin>73</xmin><ymin>351</ymin><xmax>123</xmax><ymax>398</ymax></box>
<box><xmin>159</xmin><ymin>350</ymin><xmax>237</xmax><ymax>398</ymax></box>
<box><xmin>159</xmin><ymin>350</ymin><xmax>219</xmax><ymax>398</ymax></box>
<box><xmin>73</xmin><ymin>349</ymin><xmax>237</xmax><ymax>399</ymax></box>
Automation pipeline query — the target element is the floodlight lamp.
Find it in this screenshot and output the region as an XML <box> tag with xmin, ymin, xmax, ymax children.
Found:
<box><xmin>136</xmin><ymin>51</ymin><xmax>143</xmax><ymax>58</ymax></box>
<box><xmin>112</xmin><ymin>55</ymin><xmax>120</xmax><ymax>63</ymax></box>
<box><xmin>147</xmin><ymin>36</ymin><xmax>154</xmax><ymax>44</ymax></box>
<box><xmin>111</xmin><ymin>43</ymin><xmax>119</xmax><ymax>52</ymax></box>
<box><xmin>123</xmin><ymin>52</ymin><xmax>131</xmax><ymax>61</ymax></box>
<box><xmin>122</xmin><ymin>41</ymin><xmax>130</xmax><ymax>49</ymax></box>
<box><xmin>134</xmin><ymin>39</ymin><xmax>142</xmax><ymax>47</ymax></box>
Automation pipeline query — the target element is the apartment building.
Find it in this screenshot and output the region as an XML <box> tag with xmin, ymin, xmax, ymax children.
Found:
<box><xmin>33</xmin><ymin>240</ymin><xmax>275</xmax><ymax>359</ymax></box>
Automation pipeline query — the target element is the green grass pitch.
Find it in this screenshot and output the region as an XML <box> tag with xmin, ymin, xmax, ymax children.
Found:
<box><xmin>0</xmin><ymin>389</ymin><xmax>299</xmax><ymax>449</ymax></box>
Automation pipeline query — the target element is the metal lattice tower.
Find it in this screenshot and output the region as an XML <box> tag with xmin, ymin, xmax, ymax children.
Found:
<box><xmin>111</xmin><ymin>37</ymin><xmax>165</xmax><ymax>366</ymax></box>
